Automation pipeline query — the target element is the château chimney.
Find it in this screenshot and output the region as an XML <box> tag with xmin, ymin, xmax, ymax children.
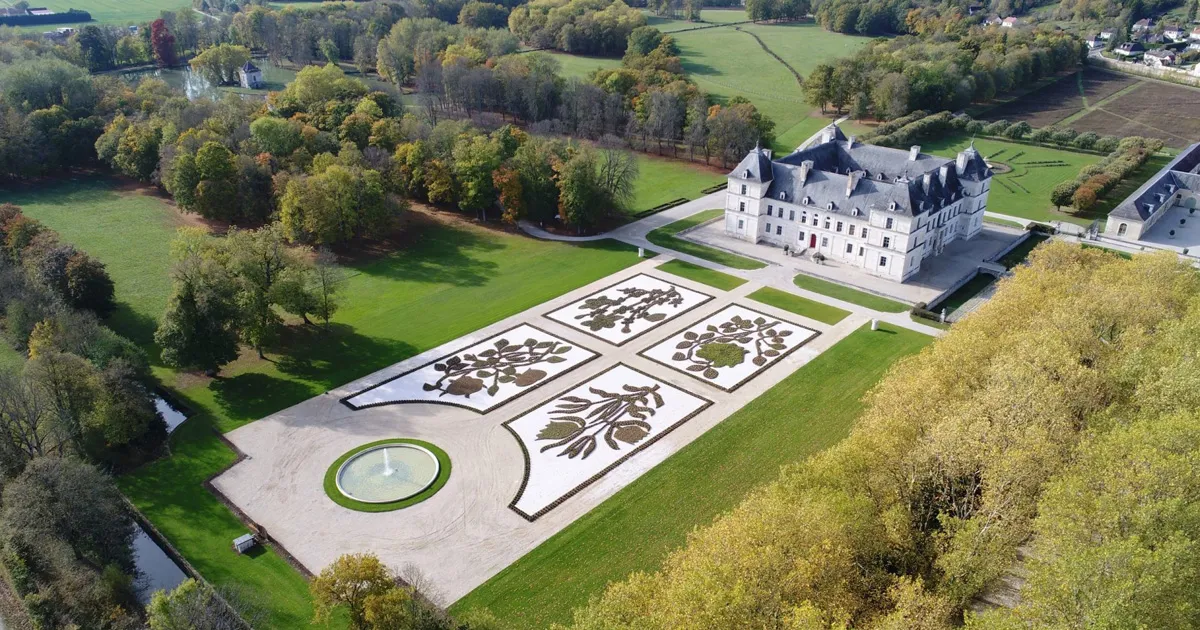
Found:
<box><xmin>848</xmin><ymin>135</ymin><xmax>857</xmax><ymax>148</ymax></box>
<box><xmin>909</xmin><ymin>145</ymin><xmax>921</xmax><ymax>161</ymax></box>
<box><xmin>799</xmin><ymin>160</ymin><xmax>814</xmax><ymax>185</ymax></box>
<box><xmin>846</xmin><ymin>170</ymin><xmax>864</xmax><ymax>198</ymax></box>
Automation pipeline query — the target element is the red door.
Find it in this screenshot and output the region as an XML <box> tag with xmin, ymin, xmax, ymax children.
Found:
<box><xmin>809</xmin><ymin>234</ymin><xmax>817</xmax><ymax>248</ymax></box>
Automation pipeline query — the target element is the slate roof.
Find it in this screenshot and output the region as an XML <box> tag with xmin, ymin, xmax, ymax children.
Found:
<box><xmin>730</xmin><ymin>145</ymin><xmax>774</xmax><ymax>183</ymax></box>
<box><xmin>1110</xmin><ymin>142</ymin><xmax>1200</xmax><ymax>221</ymax></box>
<box><xmin>729</xmin><ymin>126</ymin><xmax>992</xmax><ymax>218</ymax></box>
<box><xmin>241</xmin><ymin>61</ymin><xmax>261</xmax><ymax>73</ymax></box>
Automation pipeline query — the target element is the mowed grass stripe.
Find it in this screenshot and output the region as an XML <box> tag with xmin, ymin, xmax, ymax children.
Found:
<box><xmin>747</xmin><ymin>286</ymin><xmax>850</xmax><ymax>325</ymax></box>
<box><xmin>452</xmin><ymin>322</ymin><xmax>933</xmax><ymax>627</ymax></box>
<box><xmin>792</xmin><ymin>273</ymin><xmax>908</xmax><ymax>313</ymax></box>
<box><xmin>657</xmin><ymin>259</ymin><xmax>747</xmax><ymax>290</ymax></box>
<box><xmin>646</xmin><ymin>209</ymin><xmax>767</xmax><ymax>270</ymax></box>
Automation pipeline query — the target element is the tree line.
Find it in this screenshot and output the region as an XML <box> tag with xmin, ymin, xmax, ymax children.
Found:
<box><xmin>0</xmin><ymin>203</ymin><xmax>170</xmax><ymax>629</ymax></box>
<box><xmin>803</xmin><ymin>26</ymin><xmax>1086</xmax><ymax>122</ymax></box>
<box><xmin>562</xmin><ymin>242</ymin><xmax>1200</xmax><ymax>629</ymax></box>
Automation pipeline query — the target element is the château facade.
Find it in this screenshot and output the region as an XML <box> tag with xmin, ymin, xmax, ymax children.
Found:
<box><xmin>723</xmin><ymin>124</ymin><xmax>994</xmax><ymax>283</ymax></box>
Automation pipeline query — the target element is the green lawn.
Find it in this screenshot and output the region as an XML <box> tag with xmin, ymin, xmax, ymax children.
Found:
<box><xmin>792</xmin><ymin>273</ymin><xmax>909</xmax><ymax>312</ymax></box>
<box><xmin>672</xmin><ymin>22</ymin><xmax>870</xmax><ymax>142</ymax></box>
<box><xmin>645</xmin><ymin>209</ymin><xmax>767</xmax><ymax>270</ymax></box>
<box><xmin>746</xmin><ymin>286</ymin><xmax>849</xmax><ymax>325</ymax></box>
<box><xmin>631</xmin><ymin>155</ymin><xmax>725</xmax><ymax>214</ymax></box>
<box><xmin>13</xmin><ymin>0</ymin><xmax>186</xmax><ymax>27</ymax></box>
<box><xmin>983</xmin><ymin>215</ymin><xmax>1027</xmax><ymax>229</ymax></box>
<box><xmin>10</xmin><ymin>177</ymin><xmax>649</xmax><ymax>629</ymax></box>
<box><xmin>934</xmin><ymin>273</ymin><xmax>994</xmax><ymax>314</ymax></box>
<box><xmin>657</xmin><ymin>259</ymin><xmax>747</xmax><ymax>290</ymax></box>
<box><xmin>542</xmin><ymin>50</ymin><xmax>623</xmax><ymax>82</ymax></box>
<box><xmin>453</xmin><ymin>323</ymin><xmax>933</xmax><ymax>627</ymax></box>
<box><xmin>997</xmin><ymin>233</ymin><xmax>1050</xmax><ymax>268</ymax></box>
<box><xmin>919</xmin><ymin>136</ymin><xmax>1100</xmax><ymax>226</ymax></box>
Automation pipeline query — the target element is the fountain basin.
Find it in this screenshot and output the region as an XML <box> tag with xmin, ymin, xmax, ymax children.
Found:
<box><xmin>335</xmin><ymin>443</ymin><xmax>441</xmax><ymax>504</ymax></box>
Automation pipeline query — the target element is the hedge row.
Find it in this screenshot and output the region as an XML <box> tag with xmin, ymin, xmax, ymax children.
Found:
<box><xmin>0</xmin><ymin>9</ymin><xmax>91</xmax><ymax>26</ymax></box>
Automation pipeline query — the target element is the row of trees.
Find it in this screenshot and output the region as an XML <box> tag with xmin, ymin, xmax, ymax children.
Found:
<box><xmin>804</xmin><ymin>27</ymin><xmax>1086</xmax><ymax>121</ymax></box>
<box><xmin>1051</xmin><ymin>135</ymin><xmax>1163</xmax><ymax>213</ymax></box>
<box><xmin>508</xmin><ymin>0</ymin><xmax>648</xmax><ymax>55</ymax></box>
<box><xmin>564</xmin><ymin>242</ymin><xmax>1200</xmax><ymax>629</ymax></box>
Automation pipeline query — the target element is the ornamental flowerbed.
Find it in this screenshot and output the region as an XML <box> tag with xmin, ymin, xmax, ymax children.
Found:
<box><xmin>504</xmin><ymin>363</ymin><xmax>711</xmax><ymax>521</ymax></box>
<box><xmin>544</xmin><ymin>274</ymin><xmax>713</xmax><ymax>346</ymax></box>
<box><xmin>640</xmin><ymin>304</ymin><xmax>818</xmax><ymax>391</ymax></box>
<box><xmin>342</xmin><ymin>324</ymin><xmax>598</xmax><ymax>413</ymax></box>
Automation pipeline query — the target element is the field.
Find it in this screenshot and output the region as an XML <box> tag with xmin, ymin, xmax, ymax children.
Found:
<box><xmin>631</xmin><ymin>154</ymin><xmax>725</xmax><ymax>213</ymax></box>
<box><xmin>452</xmin><ymin>322</ymin><xmax>933</xmax><ymax>627</ymax></box>
<box><xmin>645</xmin><ymin>209</ymin><xmax>767</xmax><ymax>270</ymax></box>
<box><xmin>656</xmin><ymin>258</ymin><xmax>747</xmax><ymax>290</ymax></box>
<box><xmin>792</xmin><ymin>273</ymin><xmax>909</xmax><ymax>312</ymax></box>
<box><xmin>1070</xmin><ymin>80</ymin><xmax>1200</xmax><ymax>149</ymax></box>
<box><xmin>974</xmin><ymin>66</ymin><xmax>1200</xmax><ymax>150</ymax></box>
<box><xmin>918</xmin><ymin>135</ymin><xmax>1100</xmax><ymax>225</ymax></box>
<box><xmin>978</xmin><ymin>68</ymin><xmax>1139</xmax><ymax>128</ymax></box>
<box><xmin>8</xmin><ymin>177</ymin><xmax>649</xmax><ymax>628</ymax></box>
<box><xmin>10</xmin><ymin>0</ymin><xmax>187</xmax><ymax>27</ymax></box>
<box><xmin>671</xmin><ymin>22</ymin><xmax>870</xmax><ymax>150</ymax></box>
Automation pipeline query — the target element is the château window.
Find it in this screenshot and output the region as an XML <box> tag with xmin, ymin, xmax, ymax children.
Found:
<box><xmin>821</xmin><ymin>237</ymin><xmax>829</xmax><ymax>247</ymax></box>
<box><xmin>766</xmin><ymin>207</ymin><xmax>773</xmax><ymax>217</ymax></box>
<box><xmin>846</xmin><ymin>243</ymin><xmax>853</xmax><ymax>253</ymax></box>
<box><xmin>879</xmin><ymin>256</ymin><xmax>888</xmax><ymax>266</ymax></box>
<box><xmin>858</xmin><ymin>246</ymin><xmax>864</xmax><ymax>255</ymax></box>
<box><xmin>883</xmin><ymin>236</ymin><xmax>891</xmax><ymax>249</ymax></box>
<box><xmin>849</xmin><ymin>225</ymin><xmax>856</xmax><ymax>236</ymax></box>
<box><xmin>741</xmin><ymin>184</ymin><xmax>747</xmax><ymax>195</ymax></box>
<box><xmin>776</xmin><ymin>225</ymin><xmax>783</xmax><ymax>235</ymax></box>
<box><xmin>836</xmin><ymin>221</ymin><xmax>844</xmax><ymax>232</ymax></box>
<box><xmin>862</xmin><ymin>228</ymin><xmax>869</xmax><ymax>239</ymax></box>
<box><xmin>885</xmin><ymin>217</ymin><xmax>894</xmax><ymax>229</ymax></box>
<box><xmin>823</xmin><ymin>219</ymin><xmax>831</xmax><ymax>229</ymax></box>
<box><xmin>739</xmin><ymin>201</ymin><xmax>745</xmax><ymax>212</ymax></box>
<box><xmin>789</xmin><ymin>210</ymin><xmax>795</xmax><ymax>221</ymax></box>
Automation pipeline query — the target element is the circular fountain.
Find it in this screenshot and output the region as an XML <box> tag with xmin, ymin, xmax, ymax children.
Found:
<box><xmin>334</xmin><ymin>443</ymin><xmax>441</xmax><ymax>504</ymax></box>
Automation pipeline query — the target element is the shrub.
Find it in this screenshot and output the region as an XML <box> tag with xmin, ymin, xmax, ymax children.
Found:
<box><xmin>1073</xmin><ymin>131</ymin><xmax>1100</xmax><ymax>150</ymax></box>
<box><xmin>982</xmin><ymin>120</ymin><xmax>1009</xmax><ymax>136</ymax></box>
<box><xmin>1003</xmin><ymin>121</ymin><xmax>1032</xmax><ymax>139</ymax></box>
<box><xmin>1029</xmin><ymin>127</ymin><xmax>1053</xmax><ymax>143</ymax></box>
<box><xmin>1072</xmin><ymin>185</ymin><xmax>1098</xmax><ymax>212</ymax></box>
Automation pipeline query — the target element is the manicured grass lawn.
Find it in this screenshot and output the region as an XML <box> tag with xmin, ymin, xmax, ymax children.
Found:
<box><xmin>631</xmin><ymin>155</ymin><xmax>725</xmax><ymax>214</ymax></box>
<box><xmin>657</xmin><ymin>259</ymin><xmax>747</xmax><ymax>290</ymax></box>
<box><xmin>645</xmin><ymin>209</ymin><xmax>767</xmax><ymax>270</ymax></box>
<box><xmin>919</xmin><ymin>136</ymin><xmax>1099</xmax><ymax>226</ymax></box>
<box><xmin>17</xmin><ymin>0</ymin><xmax>185</xmax><ymax>27</ymax></box>
<box><xmin>540</xmin><ymin>50</ymin><xmax>622</xmax><ymax>82</ymax></box>
<box><xmin>984</xmin><ymin>215</ymin><xmax>1027</xmax><ymax>229</ymax></box>
<box><xmin>746</xmin><ymin>286</ymin><xmax>849</xmax><ymax>325</ymax></box>
<box><xmin>792</xmin><ymin>273</ymin><xmax>908</xmax><ymax>312</ymax></box>
<box><xmin>12</xmin><ymin>177</ymin><xmax>649</xmax><ymax>629</ymax></box>
<box><xmin>452</xmin><ymin>322</ymin><xmax>933</xmax><ymax>627</ymax></box>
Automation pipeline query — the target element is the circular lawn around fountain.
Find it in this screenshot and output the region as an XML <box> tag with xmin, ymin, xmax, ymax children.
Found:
<box><xmin>323</xmin><ymin>439</ymin><xmax>452</xmax><ymax>512</ymax></box>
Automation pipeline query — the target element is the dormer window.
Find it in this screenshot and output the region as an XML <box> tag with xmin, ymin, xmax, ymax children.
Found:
<box><xmin>851</xmin><ymin>208</ymin><xmax>860</xmax><ymax>217</ymax></box>
<box><xmin>802</xmin><ymin>196</ymin><xmax>811</xmax><ymax>205</ymax></box>
<box><xmin>888</xmin><ymin>202</ymin><xmax>897</xmax><ymax>211</ymax></box>
<box><xmin>779</xmin><ymin>191</ymin><xmax>787</xmax><ymax>201</ymax></box>
<box><xmin>877</xmin><ymin>172</ymin><xmax>885</xmax><ymax>180</ymax></box>
<box><xmin>744</xmin><ymin>169</ymin><xmax>751</xmax><ymax>178</ymax></box>
<box><xmin>826</xmin><ymin>202</ymin><xmax>834</xmax><ymax>210</ymax></box>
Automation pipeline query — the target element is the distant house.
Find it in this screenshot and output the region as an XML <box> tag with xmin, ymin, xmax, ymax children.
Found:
<box><xmin>967</xmin><ymin>2</ymin><xmax>984</xmax><ymax>15</ymax></box>
<box><xmin>28</xmin><ymin>7</ymin><xmax>53</xmax><ymax>16</ymax></box>
<box><xmin>1190</xmin><ymin>26</ymin><xmax>1200</xmax><ymax>40</ymax></box>
<box><xmin>1164</xmin><ymin>25</ymin><xmax>1185</xmax><ymax>40</ymax></box>
<box><xmin>984</xmin><ymin>15</ymin><xmax>1004</xmax><ymax>26</ymax></box>
<box><xmin>1145</xmin><ymin>48</ymin><xmax>1177</xmax><ymax>67</ymax></box>
<box><xmin>1099</xmin><ymin>28</ymin><xmax>1116</xmax><ymax>40</ymax></box>
<box><xmin>238</xmin><ymin>61</ymin><xmax>264</xmax><ymax>89</ymax></box>
<box><xmin>1087</xmin><ymin>35</ymin><xmax>1105</xmax><ymax>48</ymax></box>
<box><xmin>1113</xmin><ymin>41</ymin><xmax>1146</xmax><ymax>59</ymax></box>
<box><xmin>1001</xmin><ymin>16</ymin><xmax>1019</xmax><ymax>27</ymax></box>
<box><xmin>1137</xmin><ymin>31</ymin><xmax>1166</xmax><ymax>44</ymax></box>
<box><xmin>1132</xmin><ymin>17</ymin><xmax>1153</xmax><ymax>32</ymax></box>
<box><xmin>128</xmin><ymin>25</ymin><xmax>138</xmax><ymax>34</ymax></box>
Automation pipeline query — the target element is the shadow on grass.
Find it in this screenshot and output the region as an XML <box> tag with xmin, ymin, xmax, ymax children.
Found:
<box><xmin>353</xmin><ymin>223</ymin><xmax>505</xmax><ymax>288</ymax></box>
<box><xmin>271</xmin><ymin>323</ymin><xmax>418</xmax><ymax>386</ymax></box>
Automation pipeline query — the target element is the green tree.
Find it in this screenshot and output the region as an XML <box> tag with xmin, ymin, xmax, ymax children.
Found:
<box><xmin>1050</xmin><ymin>181</ymin><xmax>1076</xmax><ymax>210</ymax></box>
<box><xmin>193</xmin><ymin>141</ymin><xmax>239</xmax><ymax>220</ymax></box>
<box><xmin>452</xmin><ymin>134</ymin><xmax>504</xmax><ymax>219</ymax></box>
<box><xmin>279</xmin><ymin>165</ymin><xmax>399</xmax><ymax>246</ymax></box>
<box><xmin>155</xmin><ymin>229</ymin><xmax>241</xmax><ymax>375</ymax></box>
<box><xmin>189</xmin><ymin>44</ymin><xmax>251</xmax><ymax>86</ymax></box>
<box><xmin>225</xmin><ymin>225</ymin><xmax>301</xmax><ymax>358</ymax></box>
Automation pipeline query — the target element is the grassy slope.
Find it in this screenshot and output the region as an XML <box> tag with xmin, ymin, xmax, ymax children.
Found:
<box><xmin>657</xmin><ymin>259</ymin><xmax>747</xmax><ymax>290</ymax></box>
<box><xmin>918</xmin><ymin>136</ymin><xmax>1099</xmax><ymax>225</ymax></box>
<box><xmin>0</xmin><ymin>343</ymin><xmax>23</xmax><ymax>371</ymax></box>
<box><xmin>453</xmin><ymin>323</ymin><xmax>933</xmax><ymax>627</ymax></box>
<box><xmin>793</xmin><ymin>273</ymin><xmax>909</xmax><ymax>312</ymax></box>
<box><xmin>746</xmin><ymin>286</ymin><xmax>850</xmax><ymax>325</ymax></box>
<box><xmin>10</xmin><ymin>177</ymin><xmax>647</xmax><ymax>628</ymax></box>
<box><xmin>631</xmin><ymin>155</ymin><xmax>724</xmax><ymax>213</ymax></box>
<box><xmin>646</xmin><ymin>209</ymin><xmax>767</xmax><ymax>270</ymax></box>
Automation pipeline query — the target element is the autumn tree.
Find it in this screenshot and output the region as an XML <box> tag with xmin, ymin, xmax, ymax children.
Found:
<box><xmin>151</xmin><ymin>18</ymin><xmax>177</xmax><ymax>67</ymax></box>
<box><xmin>311</xmin><ymin>553</ymin><xmax>396</xmax><ymax>629</ymax></box>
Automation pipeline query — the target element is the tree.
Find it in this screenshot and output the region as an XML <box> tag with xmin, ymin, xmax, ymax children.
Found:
<box><xmin>362</xmin><ymin>587</ymin><xmax>413</xmax><ymax>630</ymax></box>
<box><xmin>75</xmin><ymin>25</ymin><xmax>115</xmax><ymax>72</ymax></box>
<box><xmin>225</xmin><ymin>225</ymin><xmax>300</xmax><ymax>358</ymax></box>
<box><xmin>458</xmin><ymin>1</ymin><xmax>510</xmax><ymax>28</ymax></box>
<box><xmin>64</xmin><ymin>252</ymin><xmax>116</xmax><ymax>317</ymax></box>
<box><xmin>1072</xmin><ymin>184</ymin><xmax>1098</xmax><ymax>213</ymax></box>
<box><xmin>155</xmin><ymin>229</ymin><xmax>241</xmax><ymax>375</ymax></box>
<box><xmin>1050</xmin><ymin>181</ymin><xmax>1076</xmax><ymax>210</ymax></box>
<box><xmin>872</xmin><ymin>73</ymin><xmax>910</xmax><ymax>121</ymax></box>
<box><xmin>556</xmin><ymin>148</ymin><xmax>607</xmax><ymax>232</ymax></box>
<box><xmin>151</xmin><ymin>18</ymin><xmax>178</xmax><ymax>67</ymax></box>
<box><xmin>279</xmin><ymin>165</ymin><xmax>399</xmax><ymax>246</ymax></box>
<box><xmin>189</xmin><ymin>44</ymin><xmax>252</xmax><ymax>86</ymax></box>
<box><xmin>311</xmin><ymin>553</ymin><xmax>396</xmax><ymax>629</ymax></box>
<box><xmin>148</xmin><ymin>579</ymin><xmax>255</xmax><ymax>630</ymax></box>
<box><xmin>803</xmin><ymin>64</ymin><xmax>835</xmax><ymax>113</ymax></box>
<box><xmin>452</xmin><ymin>134</ymin><xmax>503</xmax><ymax>219</ymax></box>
